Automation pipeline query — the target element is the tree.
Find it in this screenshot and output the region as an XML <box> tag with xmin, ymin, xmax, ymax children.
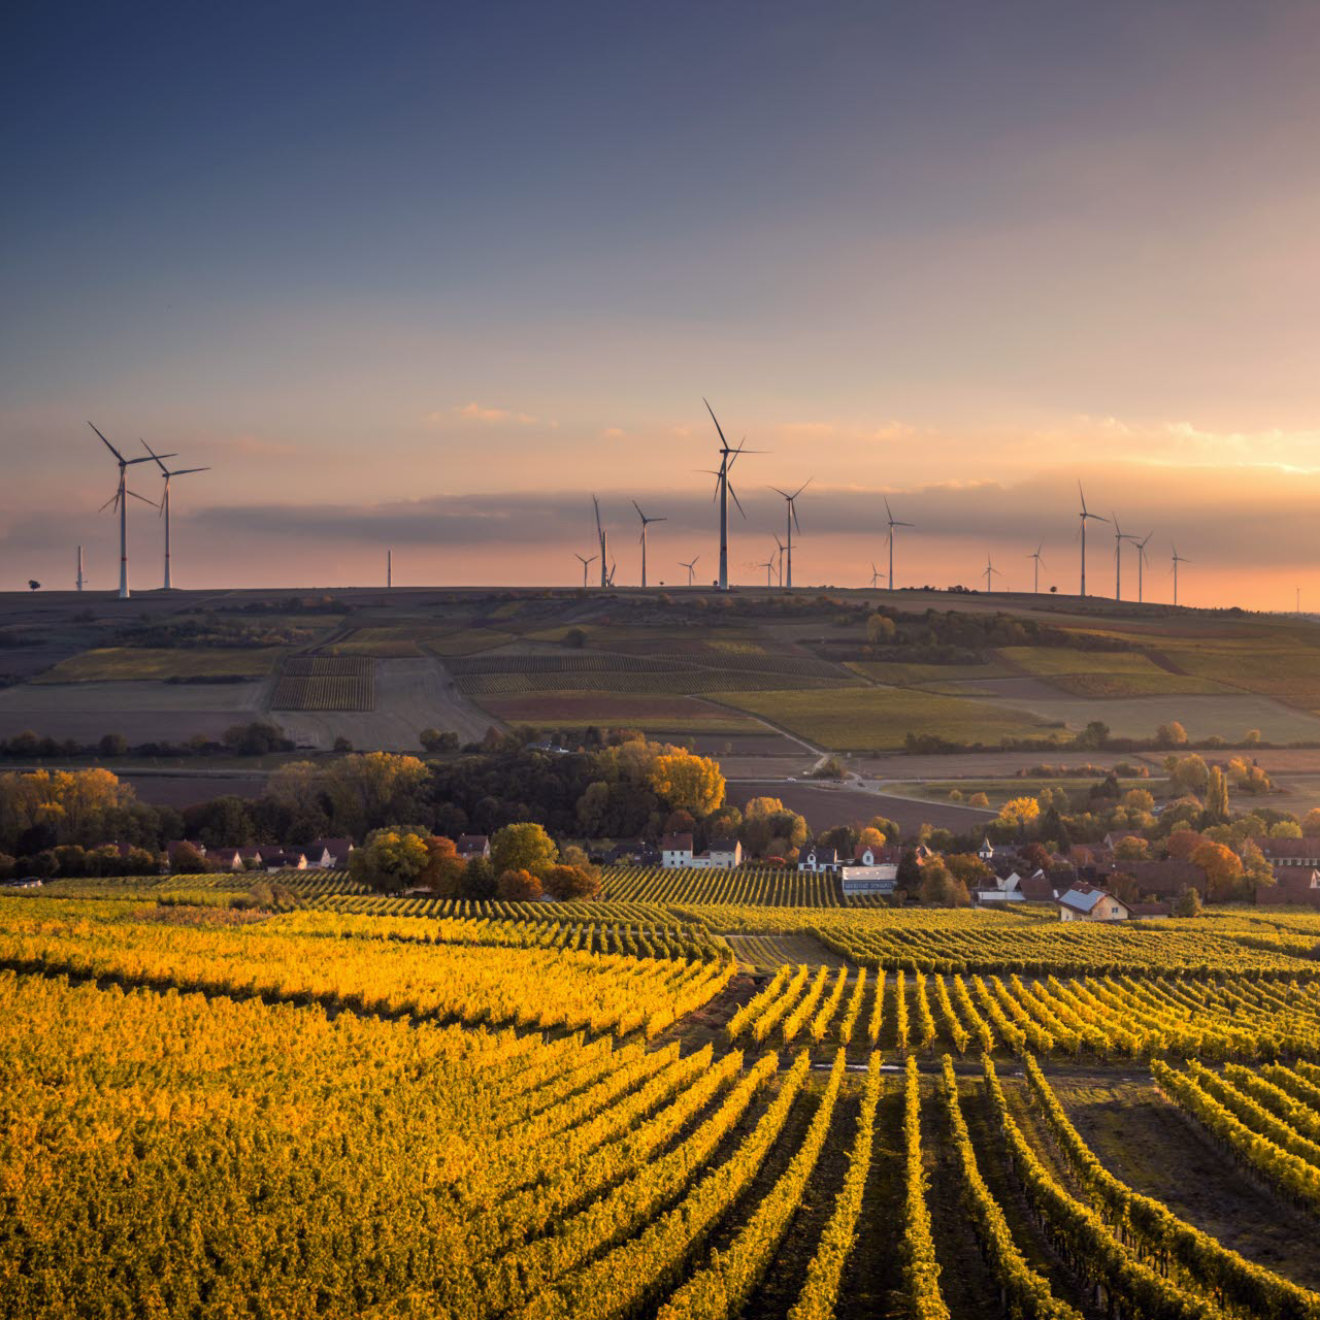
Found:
<box><xmin>868</xmin><ymin>815</ymin><xmax>901</xmax><ymax>843</ymax></box>
<box><xmin>1156</xmin><ymin>721</ymin><xmax>1189</xmax><ymax>748</ymax></box>
<box><xmin>866</xmin><ymin>613</ymin><xmax>897</xmax><ymax>644</ymax></box>
<box><xmin>348</xmin><ymin>830</ymin><xmax>430</xmax><ymax>892</ymax></box>
<box><xmin>1268</xmin><ymin>820</ymin><xmax>1303</xmax><ymax>840</ymax></box>
<box><xmin>490</xmin><ymin>822</ymin><xmax>558</xmax><ymax>878</ymax></box>
<box><xmin>543</xmin><ymin>864</ymin><xmax>601</xmax><ymax>900</ymax></box>
<box><xmin>919</xmin><ymin>861</ymin><xmax>971</xmax><ymax>907</ymax></box>
<box><xmin>1168</xmin><ymin>754</ymin><xmax>1209</xmax><ymax>795</ymax></box>
<box><xmin>27</xmin><ymin>580</ymin><xmax>40</xmax><ymax>592</ymax></box>
<box><xmin>1304</xmin><ymin>808</ymin><xmax>1320</xmax><ymax>836</ymax></box>
<box><xmin>998</xmin><ymin>797</ymin><xmax>1040</xmax><ymax>830</ymax></box>
<box><xmin>1191</xmin><ymin>839</ymin><xmax>1243</xmax><ymax>902</ymax></box>
<box><xmin>462</xmin><ymin>855</ymin><xmax>496</xmax><ymax>899</ymax></box>
<box><xmin>420</xmin><ymin>728</ymin><xmax>459</xmax><ymax>753</ymax></box>
<box><xmin>1240</xmin><ymin>839</ymin><xmax>1276</xmax><ymax>900</ymax></box>
<box><xmin>1166</xmin><ymin>826</ymin><xmax>1205</xmax><ymax>860</ymax></box>
<box><xmin>1172</xmin><ymin>886</ymin><xmax>1203</xmax><ymax>918</ymax></box>
<box><xmin>1075</xmin><ymin>721</ymin><xmax>1110</xmax><ymax>751</ymax></box>
<box><xmin>1203</xmin><ymin>765</ymin><xmax>1230</xmax><ymax>826</ymax></box>
<box><xmin>648</xmin><ymin>751</ymin><xmax>725</xmax><ymax>816</ymax></box>
<box><xmin>944</xmin><ymin>854</ymin><xmax>992</xmax><ymax>887</ymax></box>
<box><xmin>97</xmin><ymin>733</ymin><xmax>128</xmax><ymax>757</ymax></box>
<box><xmin>858</xmin><ymin>825</ymin><xmax>887</xmax><ymax>850</ymax></box>
<box><xmin>1113</xmin><ymin>836</ymin><xmax>1149</xmax><ymax>861</ymax></box>
<box><xmin>170</xmin><ymin>841</ymin><xmax>209</xmax><ymax>874</ymax></box>
<box><xmin>497</xmin><ymin>868</ymin><xmax>544</xmax><ymax>900</ymax></box>
<box><xmin>968</xmin><ymin>792</ymin><xmax>990</xmax><ymax>809</ymax></box>
<box><xmin>418</xmin><ymin>835</ymin><xmax>466</xmax><ymax>897</ymax></box>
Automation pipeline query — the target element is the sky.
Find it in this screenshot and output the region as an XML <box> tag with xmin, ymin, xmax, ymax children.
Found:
<box><xmin>2</xmin><ymin>1</ymin><xmax>1318</xmax><ymax>607</ymax></box>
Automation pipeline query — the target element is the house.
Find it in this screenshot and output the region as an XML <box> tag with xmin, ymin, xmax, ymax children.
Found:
<box><xmin>1056</xmin><ymin>883</ymin><xmax>1132</xmax><ymax>922</ymax></box>
<box><xmin>660</xmin><ymin>833</ymin><xmax>695</xmax><ymax>868</ymax></box>
<box><xmin>799</xmin><ymin>846</ymin><xmax>841</xmax><ymax>874</ymax></box>
<box><xmin>1018</xmin><ymin>871</ymin><xmax>1057</xmax><ymax>903</ymax></box>
<box><xmin>1252</xmin><ymin>837</ymin><xmax>1320</xmax><ymax>868</ymax></box>
<box><xmin>977</xmin><ymin>837</ymin><xmax>997</xmax><ymax>862</ymax></box>
<box><xmin>456</xmin><ymin>834</ymin><xmax>490</xmax><ymax>860</ymax></box>
<box><xmin>1129</xmin><ymin>901</ymin><xmax>1171</xmax><ymax>920</ymax></box>
<box><xmin>262</xmin><ymin>849</ymin><xmax>308</xmax><ymax>872</ymax></box>
<box><xmin>1117</xmin><ymin>859</ymin><xmax>1206</xmax><ymax>899</ymax></box>
<box><xmin>305</xmin><ymin>837</ymin><xmax>354</xmax><ymax>868</ymax></box>
<box><xmin>207</xmin><ymin>847</ymin><xmax>245</xmax><ymax>870</ymax></box>
<box><xmin>700</xmin><ymin>837</ymin><xmax>742</xmax><ymax>869</ymax></box>
<box><xmin>1268</xmin><ymin>867</ymin><xmax>1320</xmax><ymax>909</ymax></box>
<box><xmin>840</xmin><ymin>859</ymin><xmax>898</xmax><ymax>895</ymax></box>
<box><xmin>853</xmin><ymin>844</ymin><xmax>900</xmax><ymax>868</ymax></box>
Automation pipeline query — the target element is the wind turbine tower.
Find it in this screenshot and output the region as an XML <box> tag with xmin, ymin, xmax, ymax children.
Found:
<box><xmin>633</xmin><ymin>501</ymin><xmax>666</xmax><ymax>588</ymax></box>
<box><xmin>90</xmin><ymin>423</ymin><xmax>170</xmax><ymax>600</ymax></box>
<box><xmin>387</xmin><ymin>550</ymin><xmax>393</xmax><ymax>588</ymax></box>
<box><xmin>774</xmin><ymin>536</ymin><xmax>786</xmax><ymax>588</ymax></box>
<box><xmin>756</xmin><ymin>555</ymin><xmax>775</xmax><ymax>588</ymax></box>
<box><xmin>982</xmin><ymin>553</ymin><xmax>1002</xmax><ymax>593</ymax></box>
<box><xmin>679</xmin><ymin>556</ymin><xmax>700</xmax><ymax>587</ymax></box>
<box><xmin>703</xmin><ymin>399</ymin><xmax>759</xmax><ymax>591</ymax></box>
<box><xmin>1076</xmin><ymin>483</ymin><xmax>1107</xmax><ymax>597</ymax></box>
<box><xmin>1124</xmin><ymin>530</ymin><xmax>1153</xmax><ymax>603</ymax></box>
<box><xmin>870</xmin><ymin>562</ymin><xmax>886</xmax><ymax>589</ymax></box>
<box><xmin>771</xmin><ymin>479</ymin><xmax>810</xmax><ymax>590</ymax></box>
<box><xmin>1111</xmin><ymin>513</ymin><xmax>1126</xmax><ymax>601</ymax></box>
<box><xmin>574</xmin><ymin>552</ymin><xmax>597</xmax><ymax>588</ymax></box>
<box><xmin>1027</xmin><ymin>544</ymin><xmax>1046</xmax><ymax>594</ymax></box>
<box><xmin>141</xmin><ymin>440</ymin><xmax>208</xmax><ymax>591</ymax></box>
<box><xmin>76</xmin><ymin>546</ymin><xmax>84</xmax><ymax>592</ymax></box>
<box><xmin>1171</xmin><ymin>546</ymin><xmax>1189</xmax><ymax>606</ymax></box>
<box><xmin>592</xmin><ymin>495</ymin><xmax>609</xmax><ymax>589</ymax></box>
<box><xmin>884</xmin><ymin>497</ymin><xmax>914</xmax><ymax>590</ymax></box>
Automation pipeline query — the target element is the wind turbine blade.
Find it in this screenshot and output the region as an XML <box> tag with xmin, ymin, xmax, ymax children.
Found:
<box><xmin>770</xmin><ymin>486</ymin><xmax>790</xmax><ymax>499</ymax></box>
<box><xmin>703</xmin><ymin>398</ymin><xmax>729</xmax><ymax>448</ymax></box>
<box><xmin>98</xmin><ymin>493</ymin><xmax>118</xmax><ymax>512</ymax></box>
<box><xmin>140</xmin><ymin>438</ymin><xmax>168</xmax><ymax>472</ymax></box>
<box><xmin>126</xmin><ymin>490</ymin><xmax>158</xmax><ymax>507</ymax></box>
<box><xmin>88</xmin><ymin>422</ymin><xmax>125</xmax><ymax>462</ymax></box>
<box><xmin>171</xmin><ymin>466</ymin><xmax>210</xmax><ymax>476</ymax></box>
<box><xmin>792</xmin><ymin>477</ymin><xmax>812</xmax><ymax>499</ymax></box>
<box><xmin>791</xmin><ymin>503</ymin><xmax>801</xmax><ymax>534</ymax></box>
<box><xmin>126</xmin><ymin>453</ymin><xmax>170</xmax><ymax>465</ymax></box>
<box><xmin>1078</xmin><ymin>480</ymin><xmax>1088</xmax><ymax>515</ymax></box>
<box><xmin>884</xmin><ymin>495</ymin><xmax>894</xmax><ymax>523</ymax></box>
<box><xmin>728</xmin><ymin>483</ymin><xmax>746</xmax><ymax>518</ymax></box>
<box><xmin>632</xmin><ymin>499</ymin><xmax>645</xmax><ymax>521</ymax></box>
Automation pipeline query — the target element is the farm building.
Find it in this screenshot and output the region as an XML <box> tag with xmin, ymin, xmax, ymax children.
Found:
<box><xmin>456</xmin><ymin>834</ymin><xmax>491</xmax><ymax>860</ymax></box>
<box><xmin>661</xmin><ymin>834</ymin><xmax>742</xmax><ymax>869</ymax></box>
<box><xmin>1252</xmin><ymin>837</ymin><xmax>1320</xmax><ymax>868</ymax></box>
<box><xmin>839</xmin><ymin>862</ymin><xmax>898</xmax><ymax>895</ymax></box>
<box><xmin>1269</xmin><ymin>867</ymin><xmax>1320</xmax><ymax>909</ymax></box>
<box><xmin>305</xmin><ymin>837</ymin><xmax>355</xmax><ymax>868</ymax></box>
<box><xmin>798</xmin><ymin>847</ymin><xmax>841</xmax><ymax>874</ymax></box>
<box><xmin>1056</xmin><ymin>883</ymin><xmax>1132</xmax><ymax>922</ymax></box>
<box><xmin>660</xmin><ymin>833</ymin><xmax>694</xmax><ymax>868</ymax></box>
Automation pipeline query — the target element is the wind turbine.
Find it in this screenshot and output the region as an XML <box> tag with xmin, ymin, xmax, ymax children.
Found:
<box><xmin>1124</xmin><ymin>530</ymin><xmax>1153</xmax><ymax>603</ymax></box>
<box><xmin>574</xmin><ymin>552</ymin><xmax>597</xmax><ymax>588</ymax></box>
<box><xmin>76</xmin><ymin>546</ymin><xmax>84</xmax><ymax>592</ymax></box>
<box><xmin>1027</xmin><ymin>544</ymin><xmax>1047</xmax><ymax>594</ymax></box>
<box><xmin>773</xmin><ymin>535</ymin><xmax>786</xmax><ymax>588</ymax></box>
<box><xmin>703</xmin><ymin>399</ymin><xmax>762</xmax><ymax>591</ymax></box>
<box><xmin>1171</xmin><ymin>545</ymin><xmax>1189</xmax><ymax>606</ymax></box>
<box><xmin>592</xmin><ymin>495</ymin><xmax>609</xmax><ymax>589</ymax></box>
<box><xmin>141</xmin><ymin>440</ymin><xmax>209</xmax><ymax>590</ymax></box>
<box><xmin>884</xmin><ymin>497</ymin><xmax>913</xmax><ymax>590</ymax></box>
<box><xmin>633</xmin><ymin>501</ymin><xmax>666</xmax><ymax>589</ymax></box>
<box><xmin>869</xmin><ymin>562</ymin><xmax>886</xmax><ymax>589</ymax></box>
<box><xmin>89</xmin><ymin>423</ymin><xmax>170</xmax><ymax>599</ymax></box>
<box><xmin>982</xmin><ymin>553</ymin><xmax>1003</xmax><ymax>593</ymax></box>
<box><xmin>755</xmin><ymin>555</ymin><xmax>776</xmax><ymax>588</ymax></box>
<box><xmin>1111</xmin><ymin>513</ymin><xmax>1127</xmax><ymax>601</ymax></box>
<box><xmin>1076</xmin><ymin>483</ymin><xmax>1107</xmax><ymax>597</ymax></box>
<box><xmin>679</xmin><ymin>556</ymin><xmax>700</xmax><ymax>587</ymax></box>
<box><xmin>770</xmin><ymin>478</ymin><xmax>810</xmax><ymax>590</ymax></box>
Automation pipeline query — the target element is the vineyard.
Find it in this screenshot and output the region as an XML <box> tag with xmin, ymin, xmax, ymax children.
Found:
<box><xmin>8</xmin><ymin>893</ymin><xmax>1320</xmax><ymax>1318</ymax></box>
<box><xmin>271</xmin><ymin>654</ymin><xmax>376</xmax><ymax>711</ymax></box>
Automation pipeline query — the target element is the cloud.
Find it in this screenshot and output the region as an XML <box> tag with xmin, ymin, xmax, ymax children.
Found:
<box><xmin>427</xmin><ymin>402</ymin><xmax>556</xmax><ymax>428</ymax></box>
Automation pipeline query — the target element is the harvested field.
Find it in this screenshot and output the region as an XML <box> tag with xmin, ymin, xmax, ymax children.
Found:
<box><xmin>271</xmin><ymin>655</ymin><xmax>374</xmax><ymax>711</ymax></box>
<box><xmin>32</xmin><ymin>646</ymin><xmax>286</xmax><ymax>683</ymax></box>
<box><xmin>713</xmin><ymin>686</ymin><xmax>1058</xmax><ymax>751</ymax></box>
<box><xmin>270</xmin><ymin>656</ymin><xmax>498</xmax><ymax>750</ymax></box>
<box><xmin>476</xmin><ymin>692</ymin><xmax>766</xmax><ymax>734</ymax></box>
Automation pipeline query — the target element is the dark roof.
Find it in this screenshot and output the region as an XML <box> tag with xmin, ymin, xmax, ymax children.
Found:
<box><xmin>708</xmin><ymin>837</ymin><xmax>739</xmax><ymax>852</ymax></box>
<box><xmin>1018</xmin><ymin>872</ymin><xmax>1055</xmax><ymax>901</ymax></box>
<box><xmin>1116</xmin><ymin>859</ymin><xmax>1205</xmax><ymax>897</ymax></box>
<box><xmin>661</xmin><ymin>833</ymin><xmax>694</xmax><ymax>852</ymax></box>
<box><xmin>1252</xmin><ymin>837</ymin><xmax>1320</xmax><ymax>859</ymax></box>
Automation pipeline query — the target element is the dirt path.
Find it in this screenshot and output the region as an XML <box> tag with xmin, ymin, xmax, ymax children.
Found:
<box><xmin>1051</xmin><ymin>1075</ymin><xmax>1320</xmax><ymax>1291</ymax></box>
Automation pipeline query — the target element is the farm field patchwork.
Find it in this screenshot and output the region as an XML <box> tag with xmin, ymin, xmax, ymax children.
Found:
<box><xmin>477</xmin><ymin>691</ymin><xmax>767</xmax><ymax>734</ymax></box>
<box><xmin>271</xmin><ymin>654</ymin><xmax>375</xmax><ymax>711</ymax></box>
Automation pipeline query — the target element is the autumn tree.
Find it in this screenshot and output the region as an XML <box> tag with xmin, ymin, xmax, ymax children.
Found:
<box><xmin>349</xmin><ymin>829</ymin><xmax>430</xmax><ymax>892</ymax></box>
<box><xmin>418</xmin><ymin>835</ymin><xmax>466</xmax><ymax>897</ymax></box>
<box><xmin>1240</xmin><ymin>839</ymin><xmax>1276</xmax><ymax>900</ymax></box>
<box><xmin>919</xmin><ymin>860</ymin><xmax>971</xmax><ymax>907</ymax></box>
<box><xmin>648</xmin><ymin>751</ymin><xmax>726</xmax><ymax>817</ymax></box>
<box><xmin>1156</xmin><ymin>721</ymin><xmax>1189</xmax><ymax>748</ymax></box>
<box><xmin>998</xmin><ymin>797</ymin><xmax>1040</xmax><ymax>830</ymax></box>
<box><xmin>543</xmin><ymin>864</ymin><xmax>600</xmax><ymax>900</ymax></box>
<box><xmin>490</xmin><ymin>822</ymin><xmax>558</xmax><ymax>878</ymax></box>
<box><xmin>1203</xmin><ymin>765</ymin><xmax>1230</xmax><ymax>826</ymax></box>
<box><xmin>858</xmin><ymin>825</ymin><xmax>887</xmax><ymax>850</ymax></box>
<box><xmin>1173</xmin><ymin>886</ymin><xmax>1203</xmax><ymax>918</ymax></box>
<box><xmin>496</xmin><ymin>868</ymin><xmax>544</xmax><ymax>901</ymax></box>
<box><xmin>1113</xmin><ymin>835</ymin><xmax>1149</xmax><ymax>861</ymax></box>
<box><xmin>1191</xmin><ymin>839</ymin><xmax>1243</xmax><ymax>903</ymax></box>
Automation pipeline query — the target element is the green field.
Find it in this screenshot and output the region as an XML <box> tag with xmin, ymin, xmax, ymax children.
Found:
<box><xmin>713</xmin><ymin>686</ymin><xmax>1058</xmax><ymax>751</ymax></box>
<box><xmin>34</xmin><ymin>647</ymin><xmax>285</xmax><ymax>683</ymax></box>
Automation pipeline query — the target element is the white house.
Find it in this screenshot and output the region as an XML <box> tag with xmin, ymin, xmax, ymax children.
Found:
<box><xmin>799</xmin><ymin>847</ymin><xmax>842</xmax><ymax>874</ymax></box>
<box><xmin>839</xmin><ymin>863</ymin><xmax>898</xmax><ymax>895</ymax></box>
<box><xmin>304</xmin><ymin>837</ymin><xmax>355</xmax><ymax>869</ymax></box>
<box><xmin>661</xmin><ymin>833</ymin><xmax>695</xmax><ymax>868</ymax></box>
<box><xmin>1056</xmin><ymin>883</ymin><xmax>1131</xmax><ymax>922</ymax></box>
<box><xmin>699</xmin><ymin>837</ymin><xmax>742</xmax><ymax>869</ymax></box>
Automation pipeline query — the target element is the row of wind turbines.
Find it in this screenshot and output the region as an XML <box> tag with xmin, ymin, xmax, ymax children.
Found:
<box><xmin>87</xmin><ymin>422</ymin><xmax>209</xmax><ymax>598</ymax></box>
<box><xmin>577</xmin><ymin>405</ymin><xmax>1193</xmax><ymax>605</ymax></box>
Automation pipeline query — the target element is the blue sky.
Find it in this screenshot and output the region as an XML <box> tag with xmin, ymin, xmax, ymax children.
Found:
<box><xmin>3</xmin><ymin>2</ymin><xmax>1319</xmax><ymax>601</ymax></box>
